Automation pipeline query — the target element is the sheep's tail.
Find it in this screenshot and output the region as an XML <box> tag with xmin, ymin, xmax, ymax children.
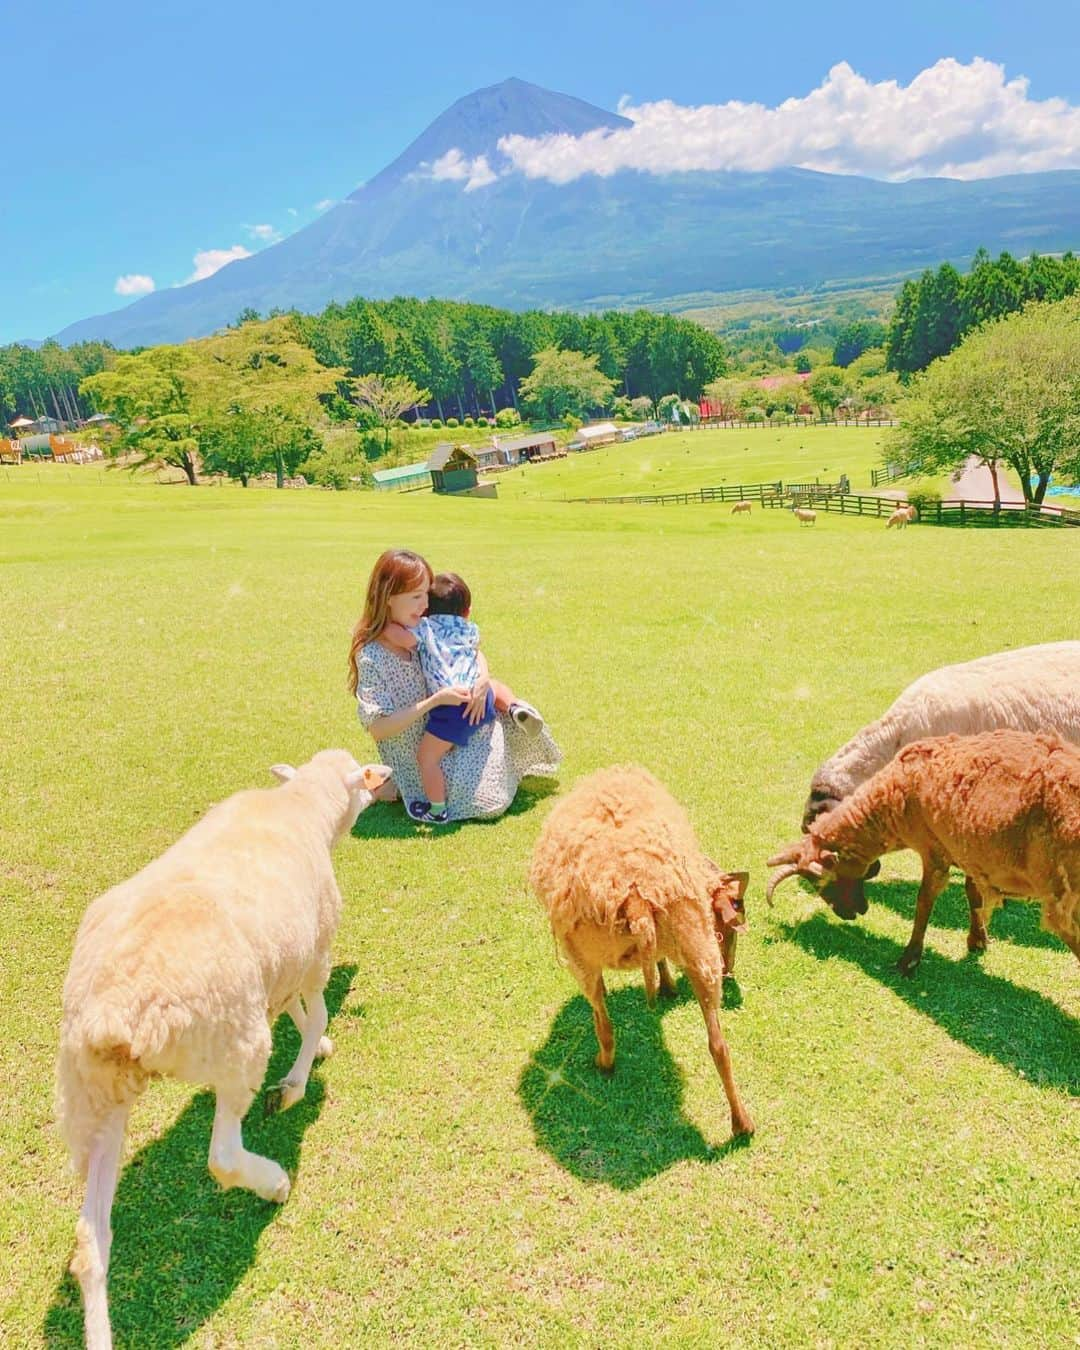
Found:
<box><xmin>57</xmin><ymin>1038</ymin><xmax>142</xmax><ymax>1350</ymax></box>
<box><xmin>623</xmin><ymin>889</ymin><xmax>659</xmax><ymax>1007</ymax></box>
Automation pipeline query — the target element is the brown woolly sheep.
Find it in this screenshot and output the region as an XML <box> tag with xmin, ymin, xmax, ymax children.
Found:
<box><xmin>792</xmin><ymin>506</ymin><xmax>817</xmax><ymax>526</ymax></box>
<box><xmin>529</xmin><ymin>765</ymin><xmax>753</xmax><ymax>1137</ymax></box>
<box><xmin>731</xmin><ymin>500</ymin><xmax>752</xmax><ymax>515</ymax></box>
<box><xmin>768</xmin><ymin>730</ymin><xmax>1080</xmax><ymax>977</ymax></box>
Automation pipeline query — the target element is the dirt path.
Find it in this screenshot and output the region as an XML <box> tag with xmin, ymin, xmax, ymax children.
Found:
<box><xmin>947</xmin><ymin>456</ymin><xmax>1026</xmax><ymax>503</ymax></box>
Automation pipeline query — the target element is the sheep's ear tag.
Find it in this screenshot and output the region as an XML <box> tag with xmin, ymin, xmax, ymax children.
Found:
<box><xmin>270</xmin><ymin>764</ymin><xmax>296</xmax><ymax>783</ymax></box>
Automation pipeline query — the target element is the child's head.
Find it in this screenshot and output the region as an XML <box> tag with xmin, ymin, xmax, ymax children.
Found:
<box><xmin>427</xmin><ymin>572</ymin><xmax>471</xmax><ymax>618</ymax></box>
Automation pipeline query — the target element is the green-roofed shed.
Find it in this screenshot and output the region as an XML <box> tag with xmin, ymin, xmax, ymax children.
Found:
<box><xmin>372</xmin><ymin>460</ymin><xmax>430</xmax><ymax>492</ymax></box>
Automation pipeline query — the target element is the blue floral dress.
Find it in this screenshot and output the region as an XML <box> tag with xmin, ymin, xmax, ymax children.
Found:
<box><xmin>356</xmin><ymin>640</ymin><xmax>561</xmax><ymax>821</ymax></box>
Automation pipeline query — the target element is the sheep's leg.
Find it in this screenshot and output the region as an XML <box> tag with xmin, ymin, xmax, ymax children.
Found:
<box><xmin>285</xmin><ymin>994</ymin><xmax>334</xmax><ymax>1062</ymax></box>
<box><xmin>277</xmin><ymin>988</ymin><xmax>329</xmax><ymax>1111</ymax></box>
<box><xmin>964</xmin><ymin>876</ymin><xmax>990</xmax><ymax>954</ymax></box>
<box><xmin>71</xmin><ymin>1103</ymin><xmax>129</xmax><ymax>1350</ymax></box>
<box><xmin>687</xmin><ymin>969</ymin><xmax>754</xmax><ymax>1138</ymax></box>
<box><xmin>578</xmin><ymin>969</ymin><xmax>615</xmax><ymax>1072</ymax></box>
<box><xmin>657</xmin><ymin>958</ymin><xmax>679</xmax><ymax>998</ymax></box>
<box><xmin>896</xmin><ymin>858</ymin><xmax>950</xmax><ymax>976</ymax></box>
<box><xmin>209</xmin><ymin>1087</ymin><xmax>290</xmax><ymax>1203</ymax></box>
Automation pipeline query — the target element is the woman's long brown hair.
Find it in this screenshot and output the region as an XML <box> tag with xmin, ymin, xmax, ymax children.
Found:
<box><xmin>348</xmin><ymin>548</ymin><xmax>433</xmax><ymax>695</ymax></box>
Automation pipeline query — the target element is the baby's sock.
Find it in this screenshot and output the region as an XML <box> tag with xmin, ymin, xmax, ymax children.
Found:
<box><xmin>429</xmin><ymin>800</ymin><xmax>445</xmax><ymax>814</ymax></box>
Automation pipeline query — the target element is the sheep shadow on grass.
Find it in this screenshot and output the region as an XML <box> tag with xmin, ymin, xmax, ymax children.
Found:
<box><xmin>868</xmin><ymin>876</ymin><xmax>1067</xmax><ymax>952</ymax></box>
<box><xmin>44</xmin><ymin>964</ymin><xmax>359</xmax><ymax>1349</ymax></box>
<box><xmin>781</xmin><ymin>915</ymin><xmax>1079</xmax><ymax>1096</ymax></box>
<box><xmin>519</xmin><ymin>978</ymin><xmax>749</xmax><ymax>1192</ymax></box>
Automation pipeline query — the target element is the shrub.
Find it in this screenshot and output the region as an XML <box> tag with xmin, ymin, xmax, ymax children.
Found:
<box><xmin>299</xmin><ymin>437</ymin><xmax>367</xmax><ymax>490</ymax></box>
<box><xmin>446</xmin><ymin>417</ymin><xmax>459</xmax><ymax>428</ymax></box>
<box><xmin>463</xmin><ymin>416</ymin><xmax>475</xmax><ymax>427</ymax></box>
<box><xmin>495</xmin><ymin>407</ymin><xmax>522</xmax><ymax>428</ymax></box>
<box><xmin>476</xmin><ymin>415</ymin><xmax>489</xmax><ymax>427</ymax></box>
<box><xmin>906</xmin><ymin>483</ymin><xmax>942</xmax><ymax>514</ymax></box>
<box><xmin>430</xmin><ymin>419</ymin><xmax>443</xmax><ymax>429</ymax></box>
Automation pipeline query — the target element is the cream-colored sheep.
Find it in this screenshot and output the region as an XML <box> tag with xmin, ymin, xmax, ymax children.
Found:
<box><xmin>57</xmin><ymin>750</ymin><xmax>390</xmax><ymax>1350</ymax></box>
<box><xmin>885</xmin><ymin>503</ymin><xmax>917</xmax><ymax>529</ymax></box>
<box><xmin>731</xmin><ymin>500</ymin><xmax>752</xmax><ymax>515</ymax></box>
<box><xmin>529</xmin><ymin>765</ymin><xmax>753</xmax><ymax>1138</ymax></box>
<box><xmin>793</xmin><ymin>506</ymin><xmax>817</xmax><ymax>525</ymax></box>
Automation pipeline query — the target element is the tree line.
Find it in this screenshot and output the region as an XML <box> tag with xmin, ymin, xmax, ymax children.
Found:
<box><xmin>0</xmin><ymin>339</ymin><xmax>114</xmax><ymax>428</ymax></box>
<box><xmin>885</xmin><ymin>249</ymin><xmax>1080</xmax><ymax>375</ymax></box>
<box><xmin>290</xmin><ymin>296</ymin><xmax>727</xmax><ymax>419</ymax></box>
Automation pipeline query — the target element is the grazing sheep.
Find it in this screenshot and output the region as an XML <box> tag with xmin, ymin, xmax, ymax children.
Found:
<box><xmin>769</xmin><ymin>730</ymin><xmax>1080</xmax><ymax>976</ymax></box>
<box><xmin>803</xmin><ymin>642</ymin><xmax>1080</xmax><ymax>954</ymax></box>
<box><xmin>57</xmin><ymin>751</ymin><xmax>390</xmax><ymax>1350</ymax></box>
<box><xmin>885</xmin><ymin>503</ymin><xmax>918</xmax><ymax>529</ymax></box>
<box><xmin>731</xmin><ymin>500</ymin><xmax>752</xmax><ymax>515</ymax></box>
<box><xmin>529</xmin><ymin>765</ymin><xmax>753</xmax><ymax>1137</ymax></box>
<box><xmin>792</xmin><ymin>506</ymin><xmax>817</xmax><ymax>526</ymax></box>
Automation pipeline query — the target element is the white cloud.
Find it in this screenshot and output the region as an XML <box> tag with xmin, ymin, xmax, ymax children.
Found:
<box><xmin>182</xmin><ymin>245</ymin><xmax>252</xmax><ymax>285</ymax></box>
<box><xmin>287</xmin><ymin>206</ymin><xmax>299</xmax><ymax>217</ymax></box>
<box><xmin>114</xmin><ymin>273</ymin><xmax>155</xmax><ymax>296</ymax></box>
<box><xmin>426</xmin><ymin>148</ymin><xmax>499</xmax><ymax>192</ymax></box>
<box><xmin>315</xmin><ymin>198</ymin><xmax>336</xmax><ymax>211</ymax></box>
<box><xmin>495</xmin><ymin>58</ymin><xmax>1080</xmax><ymax>184</ymax></box>
<box><xmin>245</xmin><ymin>222</ymin><xmax>281</xmax><ymax>242</ymax></box>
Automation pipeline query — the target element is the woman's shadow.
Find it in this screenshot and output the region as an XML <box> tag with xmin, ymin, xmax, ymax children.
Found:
<box><xmin>518</xmin><ymin>978</ymin><xmax>749</xmax><ymax>1192</ymax></box>
<box><xmin>352</xmin><ymin>776</ymin><xmax>559</xmax><ymax>842</ymax></box>
<box><xmin>45</xmin><ymin>965</ymin><xmax>359</xmax><ymax>1348</ymax></box>
<box><xmin>781</xmin><ymin>911</ymin><xmax>1079</xmax><ymax>1094</ymax></box>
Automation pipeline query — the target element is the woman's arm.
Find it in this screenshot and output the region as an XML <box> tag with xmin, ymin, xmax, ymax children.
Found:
<box><xmin>368</xmin><ymin>684</ymin><xmax>471</xmax><ymax>742</ymax></box>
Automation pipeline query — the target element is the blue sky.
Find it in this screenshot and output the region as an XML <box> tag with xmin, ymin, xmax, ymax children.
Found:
<box><xmin>2</xmin><ymin>0</ymin><xmax>1078</xmax><ymax>343</ymax></box>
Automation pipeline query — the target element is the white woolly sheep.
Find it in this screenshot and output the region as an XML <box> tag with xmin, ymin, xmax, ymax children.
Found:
<box><xmin>770</xmin><ymin>729</ymin><xmax>1080</xmax><ymax>976</ymax></box>
<box><xmin>56</xmin><ymin>750</ymin><xmax>390</xmax><ymax>1350</ymax></box>
<box><xmin>731</xmin><ymin>500</ymin><xmax>752</xmax><ymax>515</ymax></box>
<box><xmin>529</xmin><ymin>765</ymin><xmax>754</xmax><ymax>1138</ymax></box>
<box><xmin>792</xmin><ymin>506</ymin><xmax>817</xmax><ymax>526</ymax></box>
<box><xmin>885</xmin><ymin>504</ymin><xmax>918</xmax><ymax>529</ymax></box>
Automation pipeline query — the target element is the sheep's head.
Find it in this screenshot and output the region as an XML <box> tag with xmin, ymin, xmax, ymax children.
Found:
<box><xmin>704</xmin><ymin>861</ymin><xmax>749</xmax><ymax>976</ymax></box>
<box><xmin>765</xmin><ymin>837</ymin><xmax>870</xmax><ymax>920</ymax></box>
<box><xmin>271</xmin><ymin>752</ymin><xmax>392</xmax><ymax>835</ymax></box>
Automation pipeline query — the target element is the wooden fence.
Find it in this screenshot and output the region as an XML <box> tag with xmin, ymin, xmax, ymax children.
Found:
<box><xmin>567</xmin><ymin>481</ymin><xmax>783</xmax><ymax>506</ymax></box>
<box><xmin>760</xmin><ymin>493</ymin><xmax>1080</xmax><ymax>528</ymax></box>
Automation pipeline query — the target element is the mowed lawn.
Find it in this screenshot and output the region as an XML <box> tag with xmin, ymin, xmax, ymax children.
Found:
<box><xmin>2</xmin><ymin>479</ymin><xmax>1078</xmax><ymax>1347</ymax></box>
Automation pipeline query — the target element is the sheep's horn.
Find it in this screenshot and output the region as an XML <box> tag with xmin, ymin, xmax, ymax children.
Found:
<box><xmin>765</xmin><ymin>863</ymin><xmax>802</xmax><ymax>906</ymax></box>
<box><xmin>766</xmin><ymin>843</ymin><xmax>802</xmax><ymax>867</ymax></box>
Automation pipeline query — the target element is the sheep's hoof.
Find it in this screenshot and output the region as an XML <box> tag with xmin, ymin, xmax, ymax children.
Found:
<box><xmin>263</xmin><ymin>1077</ymin><xmax>304</xmax><ymax>1116</ymax></box>
<box><xmin>896</xmin><ymin>949</ymin><xmax>922</xmax><ymax>978</ymax></box>
<box><xmin>263</xmin><ymin>1085</ymin><xmax>283</xmax><ymax>1118</ymax></box>
<box><xmin>595</xmin><ymin>1052</ymin><xmax>615</xmax><ymax>1074</ymax></box>
<box><xmin>254</xmin><ymin>1163</ymin><xmax>291</xmax><ymax>1204</ymax></box>
<box><xmin>731</xmin><ymin>1116</ymin><xmax>755</xmax><ymax>1139</ymax></box>
<box><xmin>317</xmin><ymin>1036</ymin><xmax>334</xmax><ymax>1059</ymax></box>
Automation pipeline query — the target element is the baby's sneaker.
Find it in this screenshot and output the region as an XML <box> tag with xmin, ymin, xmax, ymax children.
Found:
<box><xmin>406</xmin><ymin>799</ymin><xmax>431</xmax><ymax>822</ymax></box>
<box><xmin>509</xmin><ymin>700</ymin><xmax>545</xmax><ymax>737</ymax></box>
<box><xmin>424</xmin><ymin>806</ymin><xmax>450</xmax><ymax>825</ymax></box>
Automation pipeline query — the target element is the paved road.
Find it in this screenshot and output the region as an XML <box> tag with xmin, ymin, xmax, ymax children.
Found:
<box><xmin>947</xmin><ymin>456</ymin><xmax>1025</xmax><ymax>503</ymax></box>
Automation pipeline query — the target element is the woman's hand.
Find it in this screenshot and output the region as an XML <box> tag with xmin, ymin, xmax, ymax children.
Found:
<box><xmin>431</xmin><ymin>684</ymin><xmax>471</xmax><ymax>709</ymax></box>
<box><xmin>465</xmin><ymin>671</ymin><xmax>492</xmax><ymax>725</ymax></box>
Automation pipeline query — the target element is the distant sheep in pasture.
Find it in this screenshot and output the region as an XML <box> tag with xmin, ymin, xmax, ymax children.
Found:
<box><xmin>731</xmin><ymin>500</ymin><xmax>752</xmax><ymax>515</ymax></box>
<box><xmin>793</xmin><ymin>507</ymin><xmax>817</xmax><ymax>526</ymax></box>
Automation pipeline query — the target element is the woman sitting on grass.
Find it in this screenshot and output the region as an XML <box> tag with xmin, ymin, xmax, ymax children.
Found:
<box><xmin>349</xmin><ymin>548</ymin><xmax>561</xmax><ymax>823</ymax></box>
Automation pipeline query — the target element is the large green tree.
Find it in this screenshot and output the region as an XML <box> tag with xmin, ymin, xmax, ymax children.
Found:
<box><xmin>351</xmin><ymin>373</ymin><xmax>430</xmax><ymax>453</ymax></box>
<box><xmin>518</xmin><ymin>348</ymin><xmax>616</xmax><ymax>421</ymax></box>
<box><xmin>893</xmin><ymin>294</ymin><xmax>1080</xmax><ymax>505</ymax></box>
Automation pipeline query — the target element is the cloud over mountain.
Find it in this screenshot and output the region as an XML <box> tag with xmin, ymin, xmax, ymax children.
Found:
<box><xmin>496</xmin><ymin>59</ymin><xmax>1080</xmax><ymax>184</ymax></box>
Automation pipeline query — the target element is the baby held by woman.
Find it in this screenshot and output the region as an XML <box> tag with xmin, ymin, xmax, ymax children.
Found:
<box><xmin>383</xmin><ymin>571</ymin><xmax>543</xmax><ymax>824</ymax></box>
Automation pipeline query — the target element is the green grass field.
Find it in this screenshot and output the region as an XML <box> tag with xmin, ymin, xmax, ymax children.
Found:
<box><xmin>2</xmin><ymin>476</ymin><xmax>1078</xmax><ymax>1346</ymax></box>
<box><xmin>496</xmin><ymin>426</ymin><xmax>895</xmax><ymax>501</ymax></box>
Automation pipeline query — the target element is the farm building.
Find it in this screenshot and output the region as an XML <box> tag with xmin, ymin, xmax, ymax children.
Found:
<box><xmin>372</xmin><ymin>461</ymin><xmax>430</xmax><ymax>493</ymax></box>
<box><xmin>427</xmin><ymin>442</ymin><xmax>496</xmax><ymax>497</ymax></box>
<box><xmin>576</xmin><ymin>421</ymin><xmax>620</xmax><ymax>449</ymax></box>
<box><xmin>494</xmin><ymin>431</ymin><xmax>558</xmax><ymax>464</ymax></box>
